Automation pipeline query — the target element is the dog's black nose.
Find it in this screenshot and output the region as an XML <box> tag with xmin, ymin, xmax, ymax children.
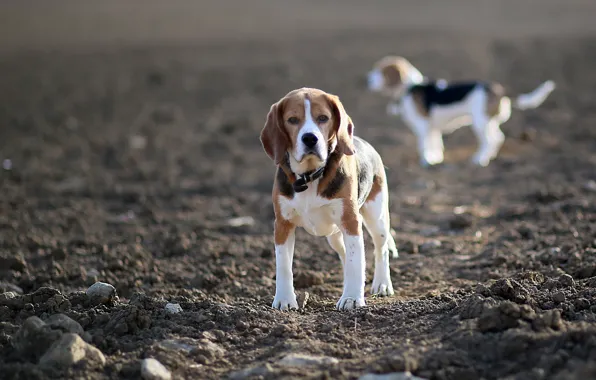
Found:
<box><xmin>302</xmin><ymin>133</ymin><xmax>318</xmax><ymax>149</ymax></box>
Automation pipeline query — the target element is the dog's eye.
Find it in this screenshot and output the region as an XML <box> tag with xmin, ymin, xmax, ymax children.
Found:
<box><xmin>287</xmin><ymin>117</ymin><xmax>300</xmax><ymax>125</ymax></box>
<box><xmin>316</xmin><ymin>115</ymin><xmax>329</xmax><ymax>123</ymax></box>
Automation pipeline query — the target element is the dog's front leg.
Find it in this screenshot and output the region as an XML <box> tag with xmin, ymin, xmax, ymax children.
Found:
<box><xmin>272</xmin><ymin>219</ymin><xmax>298</xmax><ymax>311</ymax></box>
<box><xmin>336</xmin><ymin>203</ymin><xmax>366</xmax><ymax>310</ymax></box>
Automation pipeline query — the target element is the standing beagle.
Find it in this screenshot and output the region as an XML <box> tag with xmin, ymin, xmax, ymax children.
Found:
<box><xmin>260</xmin><ymin>88</ymin><xmax>398</xmax><ymax>311</ymax></box>
<box><xmin>367</xmin><ymin>56</ymin><xmax>556</xmax><ymax>167</ymax></box>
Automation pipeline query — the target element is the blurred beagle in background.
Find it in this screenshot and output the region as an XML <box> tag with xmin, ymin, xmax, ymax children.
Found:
<box><xmin>260</xmin><ymin>87</ymin><xmax>397</xmax><ymax>311</ymax></box>
<box><xmin>367</xmin><ymin>56</ymin><xmax>555</xmax><ymax>167</ymax></box>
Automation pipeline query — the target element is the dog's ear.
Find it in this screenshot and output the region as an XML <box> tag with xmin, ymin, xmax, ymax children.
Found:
<box><xmin>378</xmin><ymin>56</ymin><xmax>418</xmax><ymax>89</ymax></box>
<box><xmin>260</xmin><ymin>100</ymin><xmax>290</xmax><ymax>164</ymax></box>
<box><xmin>327</xmin><ymin>94</ymin><xmax>356</xmax><ymax>156</ymax></box>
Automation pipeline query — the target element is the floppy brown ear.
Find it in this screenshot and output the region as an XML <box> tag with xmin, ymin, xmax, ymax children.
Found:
<box><xmin>260</xmin><ymin>101</ymin><xmax>289</xmax><ymax>164</ymax></box>
<box><xmin>327</xmin><ymin>94</ymin><xmax>356</xmax><ymax>156</ymax></box>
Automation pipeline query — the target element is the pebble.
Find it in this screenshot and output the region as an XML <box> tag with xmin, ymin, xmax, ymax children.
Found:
<box><xmin>164</xmin><ymin>303</ymin><xmax>183</xmax><ymax>314</ymax></box>
<box><xmin>40</xmin><ymin>333</ymin><xmax>105</xmax><ymax>368</ymax></box>
<box><xmin>141</xmin><ymin>358</ymin><xmax>172</xmax><ymax>380</ymax></box>
<box><xmin>419</xmin><ymin>240</ymin><xmax>442</xmax><ymax>253</ymax></box>
<box><xmin>297</xmin><ymin>291</ymin><xmax>310</xmax><ymax>309</ymax></box>
<box><xmin>46</xmin><ymin>314</ymin><xmax>84</xmax><ymax>335</ymax></box>
<box><xmin>13</xmin><ymin>316</ymin><xmax>62</xmax><ymax>360</ymax></box>
<box><xmin>359</xmin><ymin>372</ymin><xmax>427</xmax><ymax>380</ymax></box>
<box><xmin>2</xmin><ymin>159</ymin><xmax>12</xmax><ymax>170</ymax></box>
<box><xmin>278</xmin><ymin>353</ymin><xmax>339</xmax><ymax>367</ymax></box>
<box><xmin>0</xmin><ymin>292</ymin><xmax>17</xmax><ymax>304</ymax></box>
<box><xmin>86</xmin><ymin>282</ymin><xmax>117</xmax><ymax>304</ymax></box>
<box><xmin>552</xmin><ymin>291</ymin><xmax>566</xmax><ymax>303</ymax></box>
<box><xmin>583</xmin><ymin>180</ymin><xmax>596</xmax><ymax>193</ymax></box>
<box><xmin>227</xmin><ymin>216</ymin><xmax>255</xmax><ymax>227</ymax></box>
<box><xmin>558</xmin><ymin>274</ymin><xmax>575</xmax><ymax>288</ymax></box>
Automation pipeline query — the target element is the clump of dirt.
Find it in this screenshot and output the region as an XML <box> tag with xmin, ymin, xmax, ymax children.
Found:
<box><xmin>1</xmin><ymin>11</ymin><xmax>596</xmax><ymax>379</ymax></box>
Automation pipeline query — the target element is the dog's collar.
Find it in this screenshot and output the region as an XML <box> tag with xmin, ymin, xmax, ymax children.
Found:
<box><xmin>281</xmin><ymin>151</ymin><xmax>329</xmax><ymax>193</ymax></box>
<box><xmin>292</xmin><ymin>165</ymin><xmax>325</xmax><ymax>193</ymax></box>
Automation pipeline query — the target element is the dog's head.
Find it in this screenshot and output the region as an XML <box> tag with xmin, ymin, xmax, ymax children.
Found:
<box><xmin>367</xmin><ymin>56</ymin><xmax>423</xmax><ymax>96</ymax></box>
<box><xmin>260</xmin><ymin>88</ymin><xmax>355</xmax><ymax>174</ymax></box>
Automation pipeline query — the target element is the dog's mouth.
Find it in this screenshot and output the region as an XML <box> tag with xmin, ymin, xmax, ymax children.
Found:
<box><xmin>299</xmin><ymin>151</ymin><xmax>323</xmax><ymax>163</ymax></box>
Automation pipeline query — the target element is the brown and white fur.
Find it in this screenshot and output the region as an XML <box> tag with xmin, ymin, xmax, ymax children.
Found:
<box><xmin>367</xmin><ymin>56</ymin><xmax>556</xmax><ymax>167</ymax></box>
<box><xmin>260</xmin><ymin>88</ymin><xmax>398</xmax><ymax>311</ymax></box>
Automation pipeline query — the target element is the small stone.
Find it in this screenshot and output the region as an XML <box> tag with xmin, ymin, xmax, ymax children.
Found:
<box><xmin>0</xmin><ymin>292</ymin><xmax>17</xmax><ymax>304</ymax></box>
<box><xmin>278</xmin><ymin>353</ymin><xmax>339</xmax><ymax>367</ymax></box>
<box><xmin>558</xmin><ymin>274</ymin><xmax>575</xmax><ymax>288</ymax></box>
<box><xmin>419</xmin><ymin>240</ymin><xmax>442</xmax><ymax>254</ymax></box>
<box><xmin>13</xmin><ymin>316</ymin><xmax>63</xmax><ymax>361</ymax></box>
<box><xmin>86</xmin><ymin>282</ymin><xmax>117</xmax><ymax>305</ymax></box>
<box><xmin>583</xmin><ymin>180</ymin><xmax>596</xmax><ymax>193</ymax></box>
<box><xmin>164</xmin><ymin>303</ymin><xmax>182</xmax><ymax>314</ymax></box>
<box><xmin>141</xmin><ymin>358</ymin><xmax>172</xmax><ymax>380</ymax></box>
<box><xmin>552</xmin><ymin>291</ymin><xmax>566</xmax><ymax>303</ymax></box>
<box><xmin>236</xmin><ymin>320</ymin><xmax>249</xmax><ymax>331</ymax></box>
<box><xmin>227</xmin><ymin>216</ymin><xmax>255</xmax><ymax>227</ymax></box>
<box><xmin>158</xmin><ymin>339</ymin><xmax>195</xmax><ymax>353</ymax></box>
<box><xmin>574</xmin><ymin>298</ymin><xmax>590</xmax><ymax>311</ymax></box>
<box><xmin>2</xmin><ymin>159</ymin><xmax>12</xmax><ymax>170</ymax></box>
<box><xmin>129</xmin><ymin>135</ymin><xmax>147</xmax><ymax>150</ymax></box>
<box><xmin>194</xmin><ymin>339</ymin><xmax>225</xmax><ymax>359</ymax></box>
<box><xmin>46</xmin><ymin>314</ymin><xmax>84</xmax><ymax>335</ymax></box>
<box><xmin>40</xmin><ymin>333</ymin><xmax>105</xmax><ymax>368</ymax></box>
<box><xmin>359</xmin><ymin>372</ymin><xmax>427</xmax><ymax>380</ymax></box>
<box><xmin>449</xmin><ymin>213</ymin><xmax>473</xmax><ymax>230</ymax></box>
<box><xmin>297</xmin><ymin>291</ymin><xmax>310</xmax><ymax>309</ymax></box>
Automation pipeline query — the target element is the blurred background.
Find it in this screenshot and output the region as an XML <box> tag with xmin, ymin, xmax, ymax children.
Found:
<box><xmin>1</xmin><ymin>2</ymin><xmax>596</xmax><ymax>378</ymax></box>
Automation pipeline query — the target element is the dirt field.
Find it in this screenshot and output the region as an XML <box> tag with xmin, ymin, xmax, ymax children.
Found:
<box><xmin>1</xmin><ymin>1</ymin><xmax>596</xmax><ymax>379</ymax></box>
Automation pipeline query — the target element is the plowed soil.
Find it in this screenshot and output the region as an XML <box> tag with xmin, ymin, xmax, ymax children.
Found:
<box><xmin>1</xmin><ymin>1</ymin><xmax>596</xmax><ymax>379</ymax></box>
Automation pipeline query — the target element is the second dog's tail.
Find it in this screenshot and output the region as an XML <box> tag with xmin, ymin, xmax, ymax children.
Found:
<box><xmin>514</xmin><ymin>80</ymin><xmax>556</xmax><ymax>110</ymax></box>
<box><xmin>388</xmin><ymin>229</ymin><xmax>399</xmax><ymax>259</ymax></box>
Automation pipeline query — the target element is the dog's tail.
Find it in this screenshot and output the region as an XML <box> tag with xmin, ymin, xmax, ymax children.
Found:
<box><xmin>513</xmin><ymin>80</ymin><xmax>556</xmax><ymax>110</ymax></box>
<box><xmin>388</xmin><ymin>230</ymin><xmax>399</xmax><ymax>259</ymax></box>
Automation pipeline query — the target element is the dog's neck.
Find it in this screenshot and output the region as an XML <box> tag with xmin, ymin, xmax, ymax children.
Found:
<box><xmin>280</xmin><ymin>145</ymin><xmax>340</xmax><ymax>193</ymax></box>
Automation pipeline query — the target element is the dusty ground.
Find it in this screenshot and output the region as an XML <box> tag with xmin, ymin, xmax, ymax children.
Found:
<box><xmin>1</xmin><ymin>1</ymin><xmax>596</xmax><ymax>379</ymax></box>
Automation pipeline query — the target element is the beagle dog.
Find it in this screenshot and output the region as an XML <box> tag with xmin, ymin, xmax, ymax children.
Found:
<box><xmin>367</xmin><ymin>56</ymin><xmax>556</xmax><ymax>167</ymax></box>
<box><xmin>260</xmin><ymin>88</ymin><xmax>398</xmax><ymax>311</ymax></box>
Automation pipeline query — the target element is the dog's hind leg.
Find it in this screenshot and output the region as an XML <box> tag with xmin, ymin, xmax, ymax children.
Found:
<box><xmin>361</xmin><ymin>177</ymin><xmax>395</xmax><ymax>297</ymax></box>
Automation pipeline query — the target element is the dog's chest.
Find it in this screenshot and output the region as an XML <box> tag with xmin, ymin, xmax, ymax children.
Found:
<box><xmin>278</xmin><ymin>183</ymin><xmax>342</xmax><ymax>237</ymax></box>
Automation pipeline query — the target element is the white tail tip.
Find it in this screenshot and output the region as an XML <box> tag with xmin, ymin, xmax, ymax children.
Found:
<box><xmin>515</xmin><ymin>80</ymin><xmax>556</xmax><ymax>110</ymax></box>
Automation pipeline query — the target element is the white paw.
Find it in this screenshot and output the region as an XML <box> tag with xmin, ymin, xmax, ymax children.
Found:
<box><xmin>272</xmin><ymin>293</ymin><xmax>298</xmax><ymax>311</ymax></box>
<box><xmin>471</xmin><ymin>154</ymin><xmax>490</xmax><ymax>167</ymax></box>
<box><xmin>336</xmin><ymin>295</ymin><xmax>365</xmax><ymax>310</ymax></box>
<box><xmin>371</xmin><ymin>278</ymin><xmax>395</xmax><ymax>297</ymax></box>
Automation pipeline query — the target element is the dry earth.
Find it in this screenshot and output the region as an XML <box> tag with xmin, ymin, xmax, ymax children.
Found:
<box><xmin>1</xmin><ymin>1</ymin><xmax>596</xmax><ymax>379</ymax></box>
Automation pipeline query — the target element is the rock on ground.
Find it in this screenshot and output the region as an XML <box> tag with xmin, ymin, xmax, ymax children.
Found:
<box><xmin>86</xmin><ymin>282</ymin><xmax>118</xmax><ymax>304</ymax></box>
<box><xmin>164</xmin><ymin>303</ymin><xmax>183</xmax><ymax>314</ymax></box>
<box><xmin>141</xmin><ymin>358</ymin><xmax>172</xmax><ymax>380</ymax></box>
<box><xmin>46</xmin><ymin>313</ymin><xmax>84</xmax><ymax>335</ymax></box>
<box><xmin>39</xmin><ymin>333</ymin><xmax>105</xmax><ymax>368</ymax></box>
<box><xmin>278</xmin><ymin>353</ymin><xmax>339</xmax><ymax>367</ymax></box>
